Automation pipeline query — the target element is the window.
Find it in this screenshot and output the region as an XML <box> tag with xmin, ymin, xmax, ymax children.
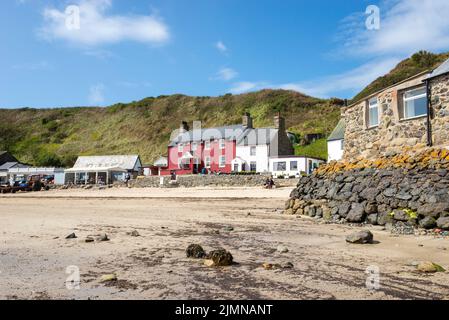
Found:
<box><xmin>192</xmin><ymin>142</ymin><xmax>197</xmax><ymax>151</ymax></box>
<box><xmin>368</xmin><ymin>97</ymin><xmax>379</xmax><ymax>127</ymax></box>
<box><xmin>205</xmin><ymin>156</ymin><xmax>211</xmax><ymax>168</ymax></box>
<box><xmin>219</xmin><ymin>139</ymin><xmax>225</xmax><ymax>149</ymax></box>
<box><xmin>250</xmin><ymin>146</ymin><xmax>256</xmax><ymax>156</ymax></box>
<box><xmin>290</xmin><ymin>161</ymin><xmax>298</xmax><ymax>171</ymax></box>
<box><xmin>178</xmin><ymin>143</ymin><xmax>183</xmax><ymax>152</ymax></box>
<box><xmin>205</xmin><ymin>140</ymin><xmax>211</xmax><ymax>150</ymax></box>
<box><xmin>250</xmin><ymin>161</ymin><xmax>257</xmax><ymax>172</ymax></box>
<box><xmin>274</xmin><ymin>162</ymin><xmax>286</xmax><ymax>171</ymax></box>
<box><xmin>403</xmin><ymin>87</ymin><xmax>427</xmax><ymax>119</ymax></box>
<box><xmin>177</xmin><ymin>158</ymin><xmax>182</xmax><ymax>169</ymax></box>
<box><xmin>219</xmin><ymin>156</ymin><xmax>226</xmax><ymax>168</ymax></box>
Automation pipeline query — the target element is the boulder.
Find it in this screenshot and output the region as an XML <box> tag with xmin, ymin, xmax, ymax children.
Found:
<box><xmin>436</xmin><ymin>217</ymin><xmax>449</xmax><ymax>230</ymax></box>
<box><xmin>277</xmin><ymin>245</ymin><xmax>289</xmax><ymax>253</ymax></box>
<box><xmin>367</xmin><ymin>214</ymin><xmax>378</xmax><ymax>225</ymax></box>
<box><xmin>129</xmin><ymin>230</ymin><xmax>140</xmax><ymax>237</ymax></box>
<box><xmin>419</xmin><ymin>216</ymin><xmax>436</xmax><ymax>229</ymax></box>
<box><xmin>345</xmin><ymin>230</ymin><xmax>373</xmax><ymax>244</ymax></box>
<box><xmin>417</xmin><ymin>203</ymin><xmax>449</xmax><ymax>218</ymax></box>
<box><xmin>100</xmin><ymin>274</ymin><xmax>117</xmax><ymax>282</ymax></box>
<box><xmin>65</xmin><ymin>233</ymin><xmax>77</xmax><ymax>239</ymax></box>
<box><xmin>337</xmin><ymin>202</ymin><xmax>351</xmax><ymax>217</ymax></box>
<box><xmin>364</xmin><ymin>203</ymin><xmax>378</xmax><ymax>215</ymax></box>
<box><xmin>347</xmin><ymin>203</ymin><xmax>366</xmax><ymax>222</ymax></box>
<box><xmin>186</xmin><ymin>244</ymin><xmax>206</xmax><ymax>259</ymax></box>
<box><xmin>206</xmin><ymin>249</ymin><xmax>233</xmax><ymax>266</ymax></box>
<box><xmin>283</xmin><ymin>208</ymin><xmax>294</xmax><ymax>215</ymax></box>
<box><xmin>417</xmin><ymin>261</ymin><xmax>446</xmax><ymax>273</ymax></box>
<box><xmin>393</xmin><ymin>209</ymin><xmax>409</xmax><ymax>221</ymax></box>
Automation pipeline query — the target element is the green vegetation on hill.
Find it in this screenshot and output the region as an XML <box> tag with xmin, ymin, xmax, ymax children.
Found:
<box><xmin>352</xmin><ymin>50</ymin><xmax>449</xmax><ymax>103</ymax></box>
<box><xmin>294</xmin><ymin>138</ymin><xmax>327</xmax><ymax>160</ymax></box>
<box><xmin>0</xmin><ymin>90</ymin><xmax>341</xmax><ymax>167</ymax></box>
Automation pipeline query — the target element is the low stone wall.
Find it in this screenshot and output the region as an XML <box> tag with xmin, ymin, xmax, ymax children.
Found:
<box><xmin>285</xmin><ymin>147</ymin><xmax>449</xmax><ymax>231</ymax></box>
<box><xmin>130</xmin><ymin>174</ymin><xmax>276</xmax><ymax>188</ymax></box>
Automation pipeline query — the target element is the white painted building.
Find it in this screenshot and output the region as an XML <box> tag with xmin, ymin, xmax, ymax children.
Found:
<box><xmin>269</xmin><ymin>156</ymin><xmax>325</xmax><ymax>178</ymax></box>
<box><xmin>327</xmin><ymin>119</ymin><xmax>345</xmax><ymax>162</ymax></box>
<box><xmin>232</xmin><ymin>113</ymin><xmax>294</xmax><ymax>173</ymax></box>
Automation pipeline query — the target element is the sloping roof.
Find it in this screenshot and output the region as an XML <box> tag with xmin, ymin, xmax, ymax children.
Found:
<box><xmin>169</xmin><ymin>124</ymin><xmax>281</xmax><ymax>147</ymax></box>
<box><xmin>72</xmin><ymin>155</ymin><xmax>140</xmax><ymax>171</ymax></box>
<box><xmin>426</xmin><ymin>57</ymin><xmax>449</xmax><ymax>80</ymax></box>
<box><xmin>0</xmin><ymin>151</ymin><xmax>18</xmax><ymax>166</ymax></box>
<box><xmin>169</xmin><ymin>125</ymin><xmax>245</xmax><ymax>147</ymax></box>
<box><xmin>327</xmin><ymin>119</ymin><xmax>345</xmax><ymax>141</ymax></box>
<box><xmin>0</xmin><ymin>162</ymin><xmax>28</xmax><ymax>171</ymax></box>
<box><xmin>154</xmin><ymin>156</ymin><xmax>168</xmax><ymax>167</ymax></box>
<box><xmin>236</xmin><ymin>127</ymin><xmax>278</xmax><ymax>145</ymax></box>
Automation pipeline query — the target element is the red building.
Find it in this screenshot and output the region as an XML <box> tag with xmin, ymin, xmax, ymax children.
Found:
<box><xmin>160</xmin><ymin>121</ymin><xmax>243</xmax><ymax>175</ymax></box>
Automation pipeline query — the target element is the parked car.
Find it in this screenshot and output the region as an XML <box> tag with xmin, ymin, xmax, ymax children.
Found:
<box><xmin>11</xmin><ymin>180</ymin><xmax>32</xmax><ymax>193</ymax></box>
<box><xmin>0</xmin><ymin>183</ymin><xmax>12</xmax><ymax>194</ymax></box>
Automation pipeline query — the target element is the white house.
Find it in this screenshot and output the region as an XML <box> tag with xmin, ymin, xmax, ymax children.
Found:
<box><xmin>65</xmin><ymin>155</ymin><xmax>142</xmax><ymax>185</ymax></box>
<box><xmin>269</xmin><ymin>156</ymin><xmax>325</xmax><ymax>178</ymax></box>
<box><xmin>327</xmin><ymin>119</ymin><xmax>345</xmax><ymax>162</ymax></box>
<box><xmin>232</xmin><ymin>113</ymin><xmax>294</xmax><ymax>173</ymax></box>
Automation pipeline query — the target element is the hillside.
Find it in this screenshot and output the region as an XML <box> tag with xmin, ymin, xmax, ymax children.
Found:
<box><xmin>352</xmin><ymin>50</ymin><xmax>449</xmax><ymax>103</ymax></box>
<box><xmin>0</xmin><ymin>90</ymin><xmax>341</xmax><ymax>167</ymax></box>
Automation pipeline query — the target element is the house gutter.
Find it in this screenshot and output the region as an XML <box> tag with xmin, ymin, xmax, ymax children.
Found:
<box><xmin>425</xmin><ymin>79</ymin><xmax>433</xmax><ymax>147</ymax></box>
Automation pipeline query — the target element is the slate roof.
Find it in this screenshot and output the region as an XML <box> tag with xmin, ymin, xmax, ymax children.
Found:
<box><xmin>0</xmin><ymin>162</ymin><xmax>29</xmax><ymax>171</ymax></box>
<box><xmin>426</xmin><ymin>57</ymin><xmax>449</xmax><ymax>80</ymax></box>
<box><xmin>169</xmin><ymin>125</ymin><xmax>280</xmax><ymax>147</ymax></box>
<box><xmin>327</xmin><ymin>119</ymin><xmax>345</xmax><ymax>141</ymax></box>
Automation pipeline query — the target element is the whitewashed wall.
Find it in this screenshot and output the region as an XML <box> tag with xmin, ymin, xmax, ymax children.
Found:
<box><xmin>235</xmin><ymin>145</ymin><xmax>270</xmax><ymax>172</ymax></box>
<box><xmin>327</xmin><ymin>139</ymin><xmax>344</xmax><ymax>162</ymax></box>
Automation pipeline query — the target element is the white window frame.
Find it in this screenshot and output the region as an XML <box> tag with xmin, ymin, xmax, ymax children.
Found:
<box><xmin>219</xmin><ymin>138</ymin><xmax>225</xmax><ymax>149</ymax></box>
<box><xmin>205</xmin><ymin>156</ymin><xmax>211</xmax><ymax>168</ymax></box>
<box><xmin>402</xmin><ymin>87</ymin><xmax>427</xmax><ymax>120</ymax></box>
<box><xmin>205</xmin><ymin>140</ymin><xmax>211</xmax><ymax>150</ymax></box>
<box><xmin>290</xmin><ymin>161</ymin><xmax>298</xmax><ymax>171</ymax></box>
<box><xmin>178</xmin><ymin>143</ymin><xmax>184</xmax><ymax>152</ymax></box>
<box><xmin>219</xmin><ymin>155</ymin><xmax>226</xmax><ymax>168</ymax></box>
<box><xmin>250</xmin><ymin>161</ymin><xmax>257</xmax><ymax>172</ymax></box>
<box><xmin>250</xmin><ymin>146</ymin><xmax>256</xmax><ymax>156</ymax></box>
<box><xmin>367</xmin><ymin>97</ymin><xmax>379</xmax><ymax>128</ymax></box>
<box><xmin>191</xmin><ymin>142</ymin><xmax>197</xmax><ymax>151</ymax></box>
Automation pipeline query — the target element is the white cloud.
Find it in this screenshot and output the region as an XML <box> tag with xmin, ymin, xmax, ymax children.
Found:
<box><xmin>88</xmin><ymin>83</ymin><xmax>106</xmax><ymax>105</ymax></box>
<box><xmin>339</xmin><ymin>0</ymin><xmax>449</xmax><ymax>57</ymax></box>
<box><xmin>212</xmin><ymin>67</ymin><xmax>238</xmax><ymax>81</ymax></box>
<box><xmin>276</xmin><ymin>58</ymin><xmax>400</xmax><ymax>98</ymax></box>
<box><xmin>40</xmin><ymin>0</ymin><xmax>170</xmax><ymax>47</ymax></box>
<box><xmin>215</xmin><ymin>41</ymin><xmax>228</xmax><ymax>54</ymax></box>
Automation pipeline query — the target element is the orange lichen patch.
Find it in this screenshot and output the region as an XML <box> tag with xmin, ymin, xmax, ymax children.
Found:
<box><xmin>317</xmin><ymin>147</ymin><xmax>449</xmax><ymax>176</ymax></box>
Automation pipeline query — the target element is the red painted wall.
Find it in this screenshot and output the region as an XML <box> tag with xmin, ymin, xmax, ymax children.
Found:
<box><xmin>163</xmin><ymin>140</ymin><xmax>236</xmax><ymax>175</ymax></box>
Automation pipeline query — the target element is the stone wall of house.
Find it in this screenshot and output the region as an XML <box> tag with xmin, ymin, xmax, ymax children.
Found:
<box><xmin>343</xmin><ymin>73</ymin><xmax>449</xmax><ymax>160</ymax></box>
<box><xmin>285</xmin><ymin>148</ymin><xmax>449</xmax><ymax>231</ymax></box>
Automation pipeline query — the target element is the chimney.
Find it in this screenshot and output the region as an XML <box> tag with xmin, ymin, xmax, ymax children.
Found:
<box><xmin>180</xmin><ymin>121</ymin><xmax>189</xmax><ymax>133</ymax></box>
<box><xmin>274</xmin><ymin>112</ymin><xmax>285</xmax><ymax>131</ymax></box>
<box><xmin>242</xmin><ymin>112</ymin><xmax>253</xmax><ymax>129</ymax></box>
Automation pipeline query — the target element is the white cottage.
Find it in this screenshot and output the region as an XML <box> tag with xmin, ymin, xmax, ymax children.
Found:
<box><xmin>231</xmin><ymin>113</ymin><xmax>294</xmax><ymax>173</ymax></box>
<box><xmin>65</xmin><ymin>155</ymin><xmax>142</xmax><ymax>185</ymax></box>
<box><xmin>269</xmin><ymin>156</ymin><xmax>325</xmax><ymax>178</ymax></box>
<box><xmin>327</xmin><ymin>119</ymin><xmax>345</xmax><ymax>162</ymax></box>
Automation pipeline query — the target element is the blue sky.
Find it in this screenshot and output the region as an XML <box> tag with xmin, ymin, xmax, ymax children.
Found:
<box><xmin>2</xmin><ymin>0</ymin><xmax>449</xmax><ymax>108</ymax></box>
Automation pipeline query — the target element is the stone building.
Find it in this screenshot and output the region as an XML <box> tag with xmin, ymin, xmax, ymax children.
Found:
<box><xmin>338</xmin><ymin>58</ymin><xmax>449</xmax><ymax>160</ymax></box>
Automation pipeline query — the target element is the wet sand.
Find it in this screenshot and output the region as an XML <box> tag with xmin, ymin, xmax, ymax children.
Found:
<box><xmin>0</xmin><ymin>187</ymin><xmax>448</xmax><ymax>300</ymax></box>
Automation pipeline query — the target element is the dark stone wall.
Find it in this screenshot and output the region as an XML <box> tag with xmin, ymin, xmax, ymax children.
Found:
<box><xmin>286</xmin><ymin>166</ymin><xmax>449</xmax><ymax>230</ymax></box>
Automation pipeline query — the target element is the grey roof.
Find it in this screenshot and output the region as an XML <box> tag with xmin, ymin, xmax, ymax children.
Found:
<box><xmin>169</xmin><ymin>124</ymin><xmax>280</xmax><ymax>147</ymax></box>
<box><xmin>169</xmin><ymin>125</ymin><xmax>245</xmax><ymax>146</ymax></box>
<box><xmin>427</xmin><ymin>57</ymin><xmax>449</xmax><ymax>80</ymax></box>
<box><xmin>72</xmin><ymin>155</ymin><xmax>141</xmax><ymax>171</ymax></box>
<box><xmin>327</xmin><ymin>119</ymin><xmax>345</xmax><ymax>141</ymax></box>
<box><xmin>236</xmin><ymin>128</ymin><xmax>278</xmax><ymax>145</ymax></box>
<box><xmin>0</xmin><ymin>162</ymin><xmax>19</xmax><ymax>171</ymax></box>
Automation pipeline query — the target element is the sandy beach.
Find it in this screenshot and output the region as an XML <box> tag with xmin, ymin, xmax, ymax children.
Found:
<box><xmin>0</xmin><ymin>186</ymin><xmax>448</xmax><ymax>300</ymax></box>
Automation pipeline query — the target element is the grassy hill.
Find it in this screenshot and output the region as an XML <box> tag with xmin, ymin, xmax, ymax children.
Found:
<box><xmin>352</xmin><ymin>50</ymin><xmax>449</xmax><ymax>103</ymax></box>
<box><xmin>0</xmin><ymin>90</ymin><xmax>341</xmax><ymax>167</ymax></box>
